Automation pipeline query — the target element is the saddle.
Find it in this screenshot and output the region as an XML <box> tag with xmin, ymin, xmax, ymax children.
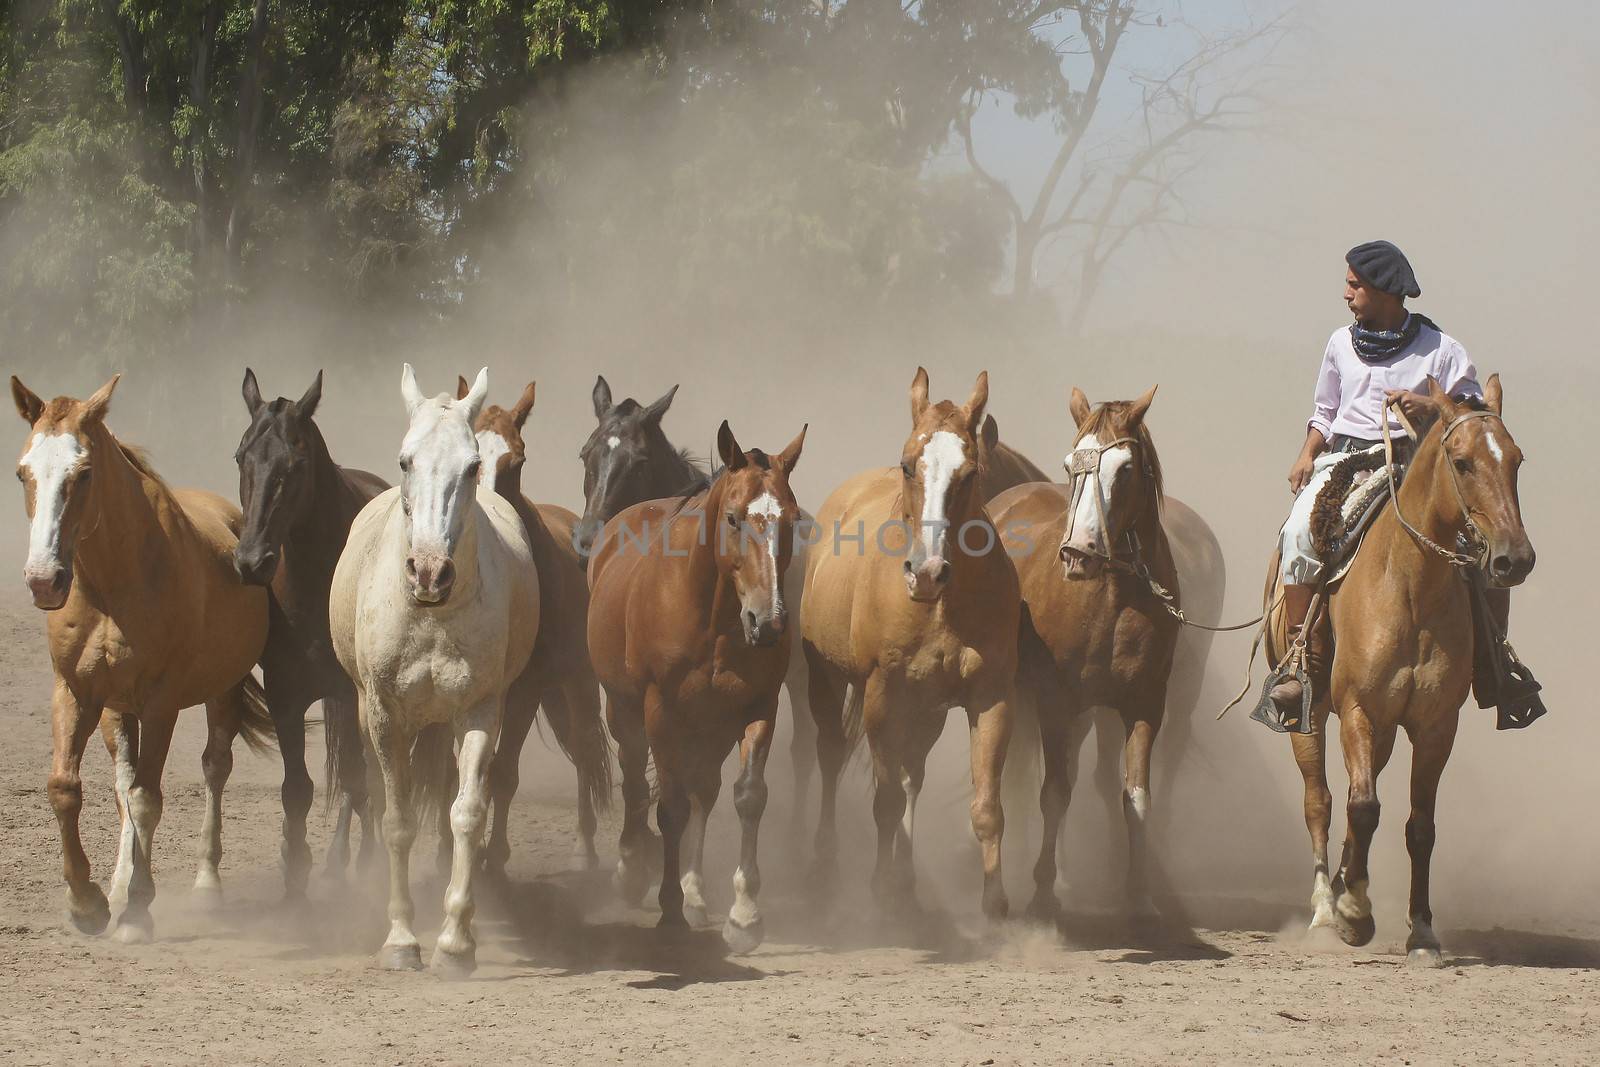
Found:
<box><xmin>1308</xmin><ymin>445</ymin><xmax>1392</xmax><ymax>588</ymax></box>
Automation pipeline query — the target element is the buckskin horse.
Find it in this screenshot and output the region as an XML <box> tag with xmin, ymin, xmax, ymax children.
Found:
<box><xmin>1264</xmin><ymin>375</ymin><xmax>1534</xmax><ymax>967</ymax></box>
<box><xmin>234</xmin><ymin>369</ymin><xmax>389</xmax><ymax>897</ymax></box>
<box><xmin>456</xmin><ymin>375</ymin><xmax>612</xmax><ymax>874</ymax></box>
<box><xmin>330</xmin><ymin>366</ymin><xmax>538</xmax><ymax>974</ymax></box>
<box><xmin>587</xmin><ymin>420</ymin><xmax>806</xmax><ymax>951</ymax></box>
<box><xmin>11</xmin><ymin>374</ymin><xmax>272</xmax><ymax>943</ymax></box>
<box><xmin>991</xmin><ymin>386</ymin><xmax>1182</xmax><ymax>918</ymax></box>
<box><xmin>801</xmin><ymin>367</ymin><xmax>1019</xmax><ymax>918</ymax></box>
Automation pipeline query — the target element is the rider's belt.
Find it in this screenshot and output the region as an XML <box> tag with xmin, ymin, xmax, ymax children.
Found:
<box><xmin>1330</xmin><ymin>433</ymin><xmax>1413</xmax><ymax>462</ymax></box>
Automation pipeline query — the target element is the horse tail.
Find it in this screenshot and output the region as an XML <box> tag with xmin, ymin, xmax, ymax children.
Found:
<box><xmin>841</xmin><ymin>681</ymin><xmax>867</xmax><ymax>757</ymax></box>
<box><xmin>233</xmin><ymin>674</ymin><xmax>278</xmax><ymax>756</ymax></box>
<box><xmin>409</xmin><ymin>721</ymin><xmax>456</xmax><ymax>830</ymax></box>
<box><xmin>543</xmin><ymin>680</ymin><xmax>615</xmax><ymax>816</ymax></box>
<box><xmin>321</xmin><ymin>694</ymin><xmax>361</xmax><ymax>812</ymax></box>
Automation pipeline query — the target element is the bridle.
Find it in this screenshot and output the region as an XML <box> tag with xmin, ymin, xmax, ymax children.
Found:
<box><xmin>1059</xmin><ymin>434</ymin><xmax>1148</xmax><ymax>570</ymax></box>
<box><xmin>1381</xmin><ymin>400</ymin><xmax>1505</xmax><ymax>570</ymax></box>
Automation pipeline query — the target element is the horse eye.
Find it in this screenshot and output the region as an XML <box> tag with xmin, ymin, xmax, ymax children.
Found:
<box><xmin>901</xmin><ymin>461</ymin><xmax>915</xmax><ymax>478</ymax></box>
<box><xmin>466</xmin><ymin>457</ymin><xmax>481</xmax><ymax>478</ymax></box>
<box><xmin>398</xmin><ymin>456</ymin><xmax>410</xmax><ymax>473</ymax></box>
<box><xmin>1453</xmin><ymin>458</ymin><xmax>1472</xmax><ymax>474</ymax></box>
<box><xmin>14</xmin><ymin>469</ymin><xmax>22</xmax><ymax>483</ymax></box>
<box><xmin>726</xmin><ymin>513</ymin><xmax>739</xmax><ymax>529</ymax></box>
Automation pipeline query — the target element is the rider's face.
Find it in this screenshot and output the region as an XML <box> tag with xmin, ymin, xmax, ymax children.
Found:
<box><xmin>1344</xmin><ymin>267</ymin><xmax>1403</xmax><ymax>326</ymax></box>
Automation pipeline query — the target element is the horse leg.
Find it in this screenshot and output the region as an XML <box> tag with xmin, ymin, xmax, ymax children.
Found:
<box><xmin>1331</xmin><ymin>706</ymin><xmax>1396</xmax><ymax>948</ymax></box>
<box><xmin>646</xmin><ymin>687</ymin><xmax>692</xmax><ymax>930</ymax></box>
<box><xmin>725</xmin><ymin>708</ymin><xmax>776</xmax><ymax>953</ymax></box>
<box><xmin>967</xmin><ymin>685</ymin><xmax>1013</xmax><ymax>921</ymax></box>
<box><xmin>486</xmin><ymin>679</ymin><xmax>540</xmax><ymax>878</ymax></box>
<box><xmin>1119</xmin><ymin>699</ymin><xmax>1165</xmax><ymax>918</ymax></box>
<box><xmin>863</xmin><ymin>674</ymin><xmax>910</xmax><ymax>909</ymax></box>
<box><xmin>50</xmin><ymin>683</ymin><xmax>108</xmax><ymax>935</ymax></box>
<box><xmin>433</xmin><ymin>700</ymin><xmax>500</xmax><ymax>977</ymax></box>
<box><xmin>1292</xmin><ymin>709</ymin><xmax>1335</xmax><ymax>931</ymax></box>
<box><xmin>322</xmin><ymin>691</ymin><xmax>373</xmax><ymax>878</ymax></box>
<box><xmin>607</xmin><ymin>691</ymin><xmax>653</xmax><ymax>907</ymax></box>
<box><xmin>264</xmin><ymin>670</ymin><xmax>314</xmax><ymax>900</ymax></box>
<box><xmin>100</xmin><ymin>712</ymin><xmax>138</xmax><ymax>908</ymax></box>
<box><xmin>112</xmin><ymin>710</ymin><xmax>177</xmax><ymax>945</ymax></box>
<box><xmin>367</xmin><ymin>707</ymin><xmax>422</xmax><ymax>971</ymax></box>
<box><xmin>1403</xmin><ymin>710</ymin><xmax>1458</xmax><ymax>969</ymax></box>
<box><xmin>804</xmin><ymin>643</ymin><xmax>847</xmax><ymax>886</ymax></box>
<box><xmin>679</xmin><ymin>773</ymin><xmax>720</xmax><ymax>928</ymax></box>
<box><xmin>559</xmin><ymin>676</ymin><xmax>607</xmax><ymax>872</ymax></box>
<box><xmin>896</xmin><ymin>710</ymin><xmax>945</xmax><ymax>889</ymax></box>
<box><xmin>1027</xmin><ymin>693</ymin><xmax>1073</xmax><ymax>922</ymax></box>
<box><xmin>786</xmin><ymin>656</ymin><xmax>815</xmax><ymax>840</ymax></box>
<box><xmin>194</xmin><ymin>687</ymin><xmax>249</xmax><ymax>904</ymax></box>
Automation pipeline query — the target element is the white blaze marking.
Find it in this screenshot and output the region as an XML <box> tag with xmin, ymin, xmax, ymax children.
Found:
<box><xmin>747</xmin><ymin>492</ymin><xmax>783</xmax><ymax>612</ymax></box>
<box><xmin>918</xmin><ymin>431</ymin><xmax>965</xmax><ymax>559</ymax></box>
<box><xmin>474</xmin><ymin>430</ymin><xmax>510</xmax><ymax>485</ymax></box>
<box><xmin>400</xmin><ymin>400</ymin><xmax>480</xmax><ymax>559</ymax></box>
<box><xmin>1483</xmin><ymin>430</ymin><xmax>1505</xmax><ymax>463</ymax></box>
<box><xmin>21</xmin><ymin>432</ymin><xmax>86</xmax><ymax>574</ymax></box>
<box><xmin>605</xmin><ymin>435</ymin><xmax>621</xmax><ymax>449</ymax></box>
<box><xmin>1067</xmin><ymin>432</ymin><xmax>1133</xmax><ymax>550</ymax></box>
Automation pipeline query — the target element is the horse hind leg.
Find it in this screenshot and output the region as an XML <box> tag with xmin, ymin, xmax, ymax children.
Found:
<box><xmin>785</xmin><ymin>654</ymin><xmax>816</xmax><ymax>840</ymax></box>
<box><xmin>432</xmin><ymin>700</ymin><xmax>500</xmax><ymax>978</ymax></box>
<box><xmin>607</xmin><ymin>691</ymin><xmax>654</xmax><ymax>907</ymax></box>
<box><xmin>804</xmin><ymin>644</ymin><xmax>848</xmax><ymax>888</ymax></box>
<box><xmin>193</xmin><ymin>693</ymin><xmax>246</xmax><ymax>905</ymax></box>
<box><xmin>1330</xmin><ymin>706</ymin><xmax>1396</xmax><ymax>948</ymax></box>
<box><xmin>1403</xmin><ymin>713</ymin><xmax>1458</xmax><ymax>969</ymax></box>
<box><xmin>1119</xmin><ymin>701</ymin><xmax>1164</xmax><ymax>919</ymax></box>
<box><xmin>264</xmin><ymin>674</ymin><xmax>314</xmax><ymax>900</ymax></box>
<box><xmin>112</xmin><ymin>712</ymin><xmax>178</xmax><ymax>945</ymax></box>
<box><xmin>485</xmin><ymin>682</ymin><xmax>540</xmax><ymax>878</ymax></box>
<box><xmin>1292</xmin><ymin>708</ymin><xmax>1336</xmax><ymax>932</ymax></box>
<box><xmin>322</xmin><ymin>691</ymin><xmax>373</xmax><ymax>879</ymax></box>
<box><xmin>1026</xmin><ymin>694</ymin><xmax>1074</xmax><ymax>923</ymax></box>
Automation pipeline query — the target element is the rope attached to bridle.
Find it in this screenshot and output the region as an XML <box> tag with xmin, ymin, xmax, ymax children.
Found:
<box><xmin>1381</xmin><ymin>400</ymin><xmax>1499</xmax><ymax>569</ymax></box>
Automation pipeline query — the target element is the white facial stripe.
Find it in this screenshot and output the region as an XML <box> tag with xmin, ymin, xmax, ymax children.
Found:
<box><xmin>1067</xmin><ymin>433</ymin><xmax>1133</xmax><ymax>549</ymax></box>
<box><xmin>402</xmin><ymin>400</ymin><xmax>480</xmax><ymax>554</ymax></box>
<box><xmin>474</xmin><ymin>430</ymin><xmax>510</xmax><ymax>485</ymax></box>
<box><xmin>606</xmin><ymin>435</ymin><xmax>621</xmax><ymax>449</ymax></box>
<box><xmin>1484</xmin><ymin>430</ymin><xmax>1505</xmax><ymax>463</ymax></box>
<box><xmin>746</xmin><ymin>491</ymin><xmax>784</xmax><ymax>613</ymax></box>
<box><xmin>918</xmin><ymin>431</ymin><xmax>965</xmax><ymax>558</ymax></box>
<box><xmin>21</xmin><ymin>433</ymin><xmax>86</xmax><ymax>571</ymax></box>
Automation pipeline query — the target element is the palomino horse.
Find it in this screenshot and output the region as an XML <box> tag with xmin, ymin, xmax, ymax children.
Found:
<box><xmin>587</xmin><ymin>420</ymin><xmax>806</xmax><ymax>951</ymax></box>
<box><xmin>802</xmin><ymin>367</ymin><xmax>1019</xmax><ymax>918</ymax></box>
<box><xmin>991</xmin><ymin>386</ymin><xmax>1181</xmax><ymax>918</ymax></box>
<box><xmin>330</xmin><ymin>366</ymin><xmax>538</xmax><ymax>974</ymax></box>
<box><xmin>1265</xmin><ymin>376</ymin><xmax>1533</xmax><ymax>967</ymax></box>
<box><xmin>234</xmin><ymin>369</ymin><xmax>389</xmax><ymax>896</ymax></box>
<box><xmin>574</xmin><ymin>375</ymin><xmax>813</xmax><ymax>859</ymax></box>
<box><xmin>11</xmin><ymin>374</ymin><xmax>271</xmax><ymax>942</ymax></box>
<box><xmin>455</xmin><ymin>375</ymin><xmax>612</xmax><ymax>873</ymax></box>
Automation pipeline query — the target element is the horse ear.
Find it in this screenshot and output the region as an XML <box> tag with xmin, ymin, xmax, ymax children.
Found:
<box><xmin>401</xmin><ymin>363</ymin><xmax>424</xmax><ymax>414</ymax></box>
<box><xmin>1423</xmin><ymin>377</ymin><xmax>1459</xmax><ymax>424</ymax></box>
<box><xmin>592</xmin><ymin>375</ymin><xmax>613</xmax><ymax>419</ymax></box>
<box><xmin>909</xmin><ymin>366</ymin><xmax>930</xmax><ymax>423</ymax></box>
<box><xmin>645</xmin><ymin>384</ymin><xmax>678</xmax><ymax>424</ymax></box>
<box><xmin>1069</xmin><ymin>387</ymin><xmax>1091</xmax><ymax>428</ymax></box>
<box><xmin>242</xmin><ymin>367</ymin><xmax>263</xmax><ymax>415</ymax></box>
<box><xmin>1482</xmin><ymin>373</ymin><xmax>1502</xmax><ymax>415</ymax></box>
<box><xmin>1128</xmin><ymin>383</ymin><xmax>1158</xmax><ymax>425</ymax></box>
<box><xmin>964</xmin><ymin>371</ymin><xmax>989</xmax><ymax>434</ymax></box>
<box><xmin>456</xmin><ymin>375</ymin><xmax>471</xmax><ymax>401</ymax></box>
<box><xmin>297</xmin><ymin>370</ymin><xmax>323</xmax><ymax>419</ymax></box>
<box><xmin>980</xmin><ymin>413</ymin><xmax>1000</xmax><ymax>456</ymax></box>
<box><xmin>81</xmin><ymin>373</ymin><xmax>120</xmax><ymax>425</ymax></box>
<box><xmin>12</xmin><ymin>376</ymin><xmax>44</xmax><ymax>425</ymax></box>
<box><xmin>461</xmin><ymin>367</ymin><xmax>489</xmax><ymax>424</ymax></box>
<box><xmin>717</xmin><ymin>420</ymin><xmax>747</xmax><ymax>471</ymax></box>
<box><xmin>776</xmin><ymin>424</ymin><xmax>807</xmax><ymax>475</ymax></box>
<box><xmin>512</xmin><ymin>380</ymin><xmax>537</xmax><ymax>428</ymax></box>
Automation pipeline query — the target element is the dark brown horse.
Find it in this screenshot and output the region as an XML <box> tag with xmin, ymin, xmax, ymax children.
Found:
<box><xmin>456</xmin><ymin>376</ymin><xmax>612</xmax><ymax>872</ymax></box>
<box><xmin>1265</xmin><ymin>375</ymin><xmax>1534</xmax><ymax>966</ymax></box>
<box><xmin>234</xmin><ymin>369</ymin><xmax>389</xmax><ymax>896</ymax></box>
<box><xmin>801</xmin><ymin>368</ymin><xmax>1019</xmax><ymax>918</ymax></box>
<box><xmin>587</xmin><ymin>421</ymin><xmax>806</xmax><ymax>950</ymax></box>
<box><xmin>991</xmin><ymin>387</ymin><xmax>1180</xmax><ymax>918</ymax></box>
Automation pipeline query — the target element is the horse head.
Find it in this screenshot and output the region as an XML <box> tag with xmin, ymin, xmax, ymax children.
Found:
<box><xmin>398</xmin><ymin>364</ymin><xmax>487</xmax><ymax>605</ymax></box>
<box><xmin>899</xmin><ymin>367</ymin><xmax>989</xmax><ymax>602</ymax></box>
<box><xmin>712</xmin><ymin>419</ymin><xmax>806</xmax><ymax>646</ymax></box>
<box><xmin>1059</xmin><ymin>385</ymin><xmax>1161</xmax><ymax>580</ymax></box>
<box><xmin>576</xmin><ymin>375</ymin><xmax>682</xmax><ymax>561</ymax></box>
<box><xmin>1426</xmin><ymin>374</ymin><xmax>1534</xmax><ymax>587</ymax></box>
<box><xmin>10</xmin><ymin>374</ymin><xmax>120</xmax><ymax>610</ymax></box>
<box><xmin>459</xmin><ymin>375</ymin><xmax>535</xmax><ymax>498</ymax></box>
<box><xmin>233</xmin><ymin>368</ymin><xmax>325</xmax><ymax>585</ymax></box>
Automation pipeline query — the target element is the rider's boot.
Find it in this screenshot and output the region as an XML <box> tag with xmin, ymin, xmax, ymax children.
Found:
<box><xmin>1264</xmin><ymin>584</ymin><xmax>1328</xmax><ymax>729</ymax></box>
<box><xmin>1471</xmin><ymin>584</ymin><xmax>1547</xmax><ymax>730</ymax></box>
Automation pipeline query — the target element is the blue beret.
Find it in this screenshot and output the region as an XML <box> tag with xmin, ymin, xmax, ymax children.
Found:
<box><xmin>1346</xmin><ymin>240</ymin><xmax>1420</xmax><ymax>298</ymax></box>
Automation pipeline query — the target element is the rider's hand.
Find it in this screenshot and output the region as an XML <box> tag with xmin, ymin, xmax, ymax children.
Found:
<box><xmin>1288</xmin><ymin>454</ymin><xmax>1315</xmax><ymax>495</ymax></box>
<box><xmin>1385</xmin><ymin>389</ymin><xmax>1432</xmax><ymax>425</ymax></box>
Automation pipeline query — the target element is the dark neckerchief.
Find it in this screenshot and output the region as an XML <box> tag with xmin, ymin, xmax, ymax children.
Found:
<box><xmin>1349</xmin><ymin>312</ymin><xmax>1438</xmax><ymax>362</ymax></box>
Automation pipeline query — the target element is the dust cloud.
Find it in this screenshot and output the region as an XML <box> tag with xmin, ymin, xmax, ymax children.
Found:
<box><xmin>2</xmin><ymin>0</ymin><xmax>1594</xmax><ymax>953</ymax></box>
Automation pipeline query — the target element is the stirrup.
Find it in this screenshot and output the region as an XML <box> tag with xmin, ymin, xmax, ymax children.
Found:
<box><xmin>1493</xmin><ymin>644</ymin><xmax>1547</xmax><ymax>731</ymax></box>
<box><xmin>1250</xmin><ymin>660</ymin><xmax>1316</xmax><ymax>735</ymax></box>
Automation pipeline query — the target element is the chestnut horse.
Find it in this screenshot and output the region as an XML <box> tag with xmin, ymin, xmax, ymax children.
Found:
<box><xmin>587</xmin><ymin>421</ymin><xmax>806</xmax><ymax>951</ymax></box>
<box><xmin>234</xmin><ymin>369</ymin><xmax>389</xmax><ymax>896</ymax></box>
<box><xmin>12</xmin><ymin>374</ymin><xmax>271</xmax><ymax>942</ymax></box>
<box><xmin>1264</xmin><ymin>375</ymin><xmax>1534</xmax><ymax>967</ymax></box>
<box><xmin>456</xmin><ymin>375</ymin><xmax>612</xmax><ymax>873</ymax></box>
<box><xmin>802</xmin><ymin>368</ymin><xmax>1019</xmax><ymax>918</ymax></box>
<box><xmin>990</xmin><ymin>386</ymin><xmax>1180</xmax><ymax>918</ymax></box>
<box><xmin>330</xmin><ymin>367</ymin><xmax>538</xmax><ymax>974</ymax></box>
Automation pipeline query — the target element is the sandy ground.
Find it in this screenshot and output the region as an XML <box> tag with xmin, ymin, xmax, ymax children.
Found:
<box><xmin>0</xmin><ymin>591</ymin><xmax>1595</xmax><ymax>1067</ymax></box>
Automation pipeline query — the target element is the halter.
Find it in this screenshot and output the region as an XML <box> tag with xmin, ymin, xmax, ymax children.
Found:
<box><xmin>1060</xmin><ymin>434</ymin><xmax>1147</xmax><ymax>567</ymax></box>
<box><xmin>1381</xmin><ymin>402</ymin><xmax>1505</xmax><ymax>569</ymax></box>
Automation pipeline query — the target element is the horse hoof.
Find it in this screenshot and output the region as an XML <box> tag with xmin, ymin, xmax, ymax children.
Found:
<box><xmin>377</xmin><ymin>943</ymin><xmax>424</xmax><ymax>971</ymax></box>
<box><xmin>683</xmin><ymin>901</ymin><xmax>709</xmax><ymax>928</ymax></box>
<box><xmin>191</xmin><ymin>880</ymin><xmax>225</xmax><ymax>911</ymax></box>
<box><xmin>656</xmin><ymin>910</ymin><xmax>690</xmax><ymax>932</ymax></box>
<box><xmin>67</xmin><ymin>889</ymin><xmax>111</xmax><ymax>936</ymax></box>
<box><xmin>573</xmin><ymin>842</ymin><xmax>601</xmax><ymax>872</ymax></box>
<box><xmin>111</xmin><ymin>916</ymin><xmax>154</xmax><ymax>945</ymax></box>
<box><xmin>1334</xmin><ymin>910</ymin><xmax>1376</xmax><ymax>948</ymax></box>
<box><xmin>1406</xmin><ymin>946</ymin><xmax>1444</xmax><ymax>970</ymax></box>
<box><xmin>1023</xmin><ymin>893</ymin><xmax>1060</xmax><ymax>926</ymax></box>
<box><xmin>981</xmin><ymin>890</ymin><xmax>1010</xmax><ymax>922</ymax></box>
<box><xmin>722</xmin><ymin>914</ymin><xmax>765</xmax><ymax>954</ymax></box>
<box><xmin>430</xmin><ymin>945</ymin><xmax>477</xmax><ymax>979</ymax></box>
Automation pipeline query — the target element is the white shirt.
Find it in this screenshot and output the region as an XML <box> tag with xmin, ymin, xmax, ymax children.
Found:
<box><xmin>1307</xmin><ymin>316</ymin><xmax>1482</xmax><ymax>441</ymax></box>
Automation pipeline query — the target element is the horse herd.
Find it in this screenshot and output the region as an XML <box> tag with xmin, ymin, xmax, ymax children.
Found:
<box><xmin>9</xmin><ymin>361</ymin><xmax>1533</xmax><ymax>975</ymax></box>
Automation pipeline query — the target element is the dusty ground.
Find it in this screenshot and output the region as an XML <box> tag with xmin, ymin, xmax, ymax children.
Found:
<box><xmin>0</xmin><ymin>591</ymin><xmax>1595</xmax><ymax>1066</ymax></box>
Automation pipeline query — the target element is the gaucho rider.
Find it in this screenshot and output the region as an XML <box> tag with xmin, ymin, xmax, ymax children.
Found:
<box><xmin>1263</xmin><ymin>240</ymin><xmax>1543</xmax><ymax>730</ymax></box>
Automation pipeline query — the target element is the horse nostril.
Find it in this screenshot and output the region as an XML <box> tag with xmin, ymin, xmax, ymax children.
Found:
<box><xmin>1491</xmin><ymin>554</ymin><xmax>1513</xmax><ymax>576</ymax></box>
<box><xmin>405</xmin><ymin>557</ymin><xmax>418</xmax><ymax>579</ymax></box>
<box><xmin>935</xmin><ymin>560</ymin><xmax>951</xmax><ymax>583</ymax></box>
<box><xmin>436</xmin><ymin>560</ymin><xmax>455</xmax><ymax>588</ymax></box>
<box><xmin>903</xmin><ymin>560</ymin><xmax>914</xmax><ymax>573</ymax></box>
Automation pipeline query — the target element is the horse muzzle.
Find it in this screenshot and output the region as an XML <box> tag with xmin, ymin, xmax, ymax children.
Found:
<box><xmin>903</xmin><ymin>556</ymin><xmax>951</xmax><ymax>602</ymax></box>
<box><xmin>405</xmin><ymin>553</ymin><xmax>456</xmax><ymax>605</ymax></box>
<box><xmin>1059</xmin><ymin>541</ymin><xmax>1105</xmax><ymax>581</ymax></box>
<box><xmin>233</xmin><ymin>543</ymin><xmax>280</xmax><ymax>586</ymax></box>
<box><xmin>743</xmin><ymin>608</ymin><xmax>786</xmax><ymax>648</ymax></box>
<box><xmin>1486</xmin><ymin>538</ymin><xmax>1536</xmax><ymax>588</ymax></box>
<box><xmin>24</xmin><ymin>562</ymin><xmax>71</xmax><ymax>610</ymax></box>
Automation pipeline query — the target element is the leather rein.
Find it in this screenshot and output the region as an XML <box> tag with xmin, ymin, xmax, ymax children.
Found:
<box><xmin>1380</xmin><ymin>400</ymin><xmax>1501</xmax><ymax>570</ymax></box>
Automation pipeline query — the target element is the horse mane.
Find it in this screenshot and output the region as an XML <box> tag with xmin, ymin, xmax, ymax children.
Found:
<box><xmin>111</xmin><ymin>436</ymin><xmax>172</xmax><ymax>491</ymax></box>
<box><xmin>1074</xmin><ymin>400</ymin><xmax>1165</xmax><ymax>508</ymax></box>
<box><xmin>668</xmin><ymin>450</ymin><xmax>766</xmax><ymax>518</ymax></box>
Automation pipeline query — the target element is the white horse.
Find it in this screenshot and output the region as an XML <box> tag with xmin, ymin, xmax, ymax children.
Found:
<box><xmin>330</xmin><ymin>365</ymin><xmax>539</xmax><ymax>976</ymax></box>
